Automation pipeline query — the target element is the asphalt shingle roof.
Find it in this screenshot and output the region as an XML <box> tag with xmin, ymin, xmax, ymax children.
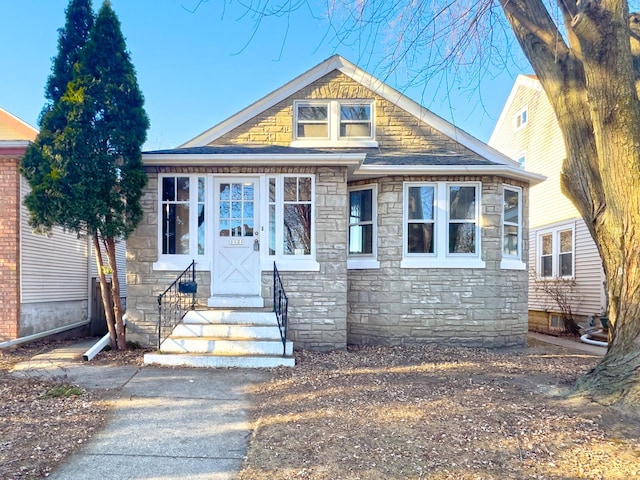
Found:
<box><xmin>143</xmin><ymin>145</ymin><xmax>501</xmax><ymax>167</ymax></box>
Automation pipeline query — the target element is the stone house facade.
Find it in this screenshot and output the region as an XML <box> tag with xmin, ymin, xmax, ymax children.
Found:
<box><xmin>126</xmin><ymin>56</ymin><xmax>543</xmax><ymax>351</ymax></box>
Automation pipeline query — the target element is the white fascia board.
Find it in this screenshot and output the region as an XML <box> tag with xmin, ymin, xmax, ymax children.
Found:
<box><xmin>353</xmin><ymin>164</ymin><xmax>546</xmax><ymax>185</ymax></box>
<box><xmin>181</xmin><ymin>55</ymin><xmax>347</xmax><ymax>148</ymax></box>
<box><xmin>142</xmin><ymin>152</ymin><xmax>366</xmax><ymax>167</ymax></box>
<box><xmin>488</xmin><ymin>75</ymin><xmax>542</xmax><ymax>146</ymax></box>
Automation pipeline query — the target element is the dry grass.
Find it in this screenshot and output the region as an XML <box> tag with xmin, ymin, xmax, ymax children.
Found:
<box><xmin>240</xmin><ymin>341</ymin><xmax>640</xmax><ymax>480</ymax></box>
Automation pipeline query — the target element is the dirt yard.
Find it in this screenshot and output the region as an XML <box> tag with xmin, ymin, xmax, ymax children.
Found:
<box><xmin>1</xmin><ymin>337</ymin><xmax>639</xmax><ymax>479</ymax></box>
<box><xmin>0</xmin><ymin>339</ymin><xmax>144</xmax><ymax>480</ymax></box>
<box><xmin>239</xmin><ymin>340</ymin><xmax>640</xmax><ymax>480</ymax></box>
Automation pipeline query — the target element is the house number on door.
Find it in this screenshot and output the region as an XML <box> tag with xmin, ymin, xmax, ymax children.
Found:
<box><xmin>230</xmin><ymin>239</ymin><xmax>243</xmax><ymax>246</ymax></box>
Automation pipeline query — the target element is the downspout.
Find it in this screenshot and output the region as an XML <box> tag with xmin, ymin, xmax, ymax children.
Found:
<box><xmin>0</xmin><ymin>319</ymin><xmax>91</xmax><ymax>349</ymax></box>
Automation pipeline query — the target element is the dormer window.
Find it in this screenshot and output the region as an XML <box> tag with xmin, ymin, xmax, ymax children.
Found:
<box><xmin>292</xmin><ymin>100</ymin><xmax>378</xmax><ymax>147</ymax></box>
<box><xmin>340</xmin><ymin>104</ymin><xmax>372</xmax><ymax>138</ymax></box>
<box><xmin>296</xmin><ymin>104</ymin><xmax>329</xmax><ymax>138</ymax></box>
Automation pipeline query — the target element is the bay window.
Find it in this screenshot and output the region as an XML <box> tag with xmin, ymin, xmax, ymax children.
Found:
<box><xmin>348</xmin><ymin>185</ymin><xmax>378</xmax><ymax>269</ymax></box>
<box><xmin>402</xmin><ymin>182</ymin><xmax>484</xmax><ymax>269</ymax></box>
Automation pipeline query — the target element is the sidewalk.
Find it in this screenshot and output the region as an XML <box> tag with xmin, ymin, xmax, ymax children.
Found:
<box><xmin>11</xmin><ymin>341</ymin><xmax>271</xmax><ymax>480</ymax></box>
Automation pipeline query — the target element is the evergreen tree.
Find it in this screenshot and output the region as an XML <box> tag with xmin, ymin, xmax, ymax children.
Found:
<box><xmin>21</xmin><ymin>0</ymin><xmax>149</xmax><ymax>350</ymax></box>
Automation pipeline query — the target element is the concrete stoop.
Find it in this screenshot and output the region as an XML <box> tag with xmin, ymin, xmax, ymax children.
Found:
<box><xmin>144</xmin><ymin>309</ymin><xmax>295</xmax><ymax>368</ymax></box>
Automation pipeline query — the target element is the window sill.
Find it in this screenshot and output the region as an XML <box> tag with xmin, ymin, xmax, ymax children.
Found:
<box><xmin>265</xmin><ymin>258</ymin><xmax>320</xmax><ymax>272</ymax></box>
<box><xmin>347</xmin><ymin>257</ymin><xmax>380</xmax><ymax>270</ymax></box>
<box><xmin>500</xmin><ymin>258</ymin><xmax>527</xmax><ymax>270</ymax></box>
<box><xmin>401</xmin><ymin>257</ymin><xmax>486</xmax><ymax>269</ymax></box>
<box><xmin>153</xmin><ymin>257</ymin><xmax>206</xmax><ymax>271</ymax></box>
<box><xmin>290</xmin><ymin>139</ymin><xmax>378</xmax><ymax>148</ymax></box>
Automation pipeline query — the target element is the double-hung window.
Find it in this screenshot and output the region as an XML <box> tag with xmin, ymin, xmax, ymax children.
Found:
<box><xmin>348</xmin><ymin>185</ymin><xmax>379</xmax><ymax>269</ymax></box>
<box><xmin>537</xmin><ymin>226</ymin><xmax>574</xmax><ymax>279</ymax></box>
<box><xmin>501</xmin><ymin>186</ymin><xmax>525</xmax><ymax>270</ymax></box>
<box><xmin>292</xmin><ymin>100</ymin><xmax>377</xmax><ymax>147</ymax></box>
<box><xmin>402</xmin><ymin>182</ymin><xmax>484</xmax><ymax>268</ymax></box>
<box><xmin>267</xmin><ymin>174</ymin><xmax>318</xmax><ymax>270</ymax></box>
<box><xmin>157</xmin><ymin>175</ymin><xmax>206</xmax><ymax>269</ymax></box>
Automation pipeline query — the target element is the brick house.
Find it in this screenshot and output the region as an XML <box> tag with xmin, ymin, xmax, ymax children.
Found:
<box><xmin>0</xmin><ymin>107</ymin><xmax>126</xmax><ymax>345</ymax></box>
<box><xmin>127</xmin><ymin>56</ymin><xmax>544</xmax><ymax>366</ymax></box>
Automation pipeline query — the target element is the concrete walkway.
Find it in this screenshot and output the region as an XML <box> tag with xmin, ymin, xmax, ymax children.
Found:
<box><xmin>11</xmin><ymin>341</ymin><xmax>271</xmax><ymax>480</ymax></box>
<box><xmin>528</xmin><ymin>331</ymin><xmax>607</xmax><ymax>356</ymax></box>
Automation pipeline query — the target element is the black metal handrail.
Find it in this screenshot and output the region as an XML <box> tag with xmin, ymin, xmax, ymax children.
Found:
<box><xmin>273</xmin><ymin>262</ymin><xmax>289</xmax><ymax>356</ymax></box>
<box><xmin>157</xmin><ymin>260</ymin><xmax>197</xmax><ymax>348</ymax></box>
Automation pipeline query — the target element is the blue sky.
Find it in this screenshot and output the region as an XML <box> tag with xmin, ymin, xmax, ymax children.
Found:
<box><xmin>0</xmin><ymin>0</ymin><xmax>529</xmax><ymax>150</ymax></box>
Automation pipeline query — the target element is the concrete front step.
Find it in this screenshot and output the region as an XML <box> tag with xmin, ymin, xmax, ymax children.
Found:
<box><xmin>144</xmin><ymin>352</ymin><xmax>295</xmax><ymax>368</ymax></box>
<box><xmin>171</xmin><ymin>323</ymin><xmax>282</xmax><ymax>340</ymax></box>
<box><xmin>183</xmin><ymin>310</ymin><xmax>276</xmax><ymax>325</ymax></box>
<box><xmin>161</xmin><ymin>337</ymin><xmax>294</xmax><ymax>356</ymax></box>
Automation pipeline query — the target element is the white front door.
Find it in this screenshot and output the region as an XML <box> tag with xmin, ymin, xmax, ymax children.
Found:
<box><xmin>212</xmin><ymin>177</ymin><xmax>261</xmax><ymax>296</ymax></box>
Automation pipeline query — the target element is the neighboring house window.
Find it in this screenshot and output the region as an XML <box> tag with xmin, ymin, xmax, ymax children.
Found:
<box><xmin>515</xmin><ymin>107</ymin><xmax>528</xmax><ymax>130</ymax></box>
<box><xmin>537</xmin><ymin>226</ymin><xmax>574</xmax><ymax>279</ymax></box>
<box><xmin>159</xmin><ymin>175</ymin><xmax>206</xmax><ymax>258</ymax></box>
<box><xmin>267</xmin><ymin>174</ymin><xmax>317</xmax><ymax>269</ymax></box>
<box><xmin>292</xmin><ymin>100</ymin><xmax>377</xmax><ymax>147</ymax></box>
<box><xmin>516</xmin><ymin>152</ymin><xmax>526</xmax><ymax>169</ymax></box>
<box><xmin>348</xmin><ymin>185</ymin><xmax>379</xmax><ymax>269</ymax></box>
<box><xmin>402</xmin><ymin>182</ymin><xmax>484</xmax><ymax>269</ymax></box>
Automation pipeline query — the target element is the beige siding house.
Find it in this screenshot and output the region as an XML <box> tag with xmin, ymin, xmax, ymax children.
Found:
<box><xmin>127</xmin><ymin>56</ymin><xmax>544</xmax><ymax>363</ymax></box>
<box><xmin>489</xmin><ymin>75</ymin><xmax>606</xmax><ymax>333</ymax></box>
<box><xmin>0</xmin><ymin>107</ymin><xmax>126</xmax><ymax>344</ymax></box>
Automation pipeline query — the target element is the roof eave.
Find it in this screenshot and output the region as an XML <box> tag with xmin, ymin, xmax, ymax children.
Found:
<box><xmin>353</xmin><ymin>164</ymin><xmax>546</xmax><ymax>185</ymax></box>
<box><xmin>142</xmin><ymin>152</ymin><xmax>367</xmax><ymax>167</ymax></box>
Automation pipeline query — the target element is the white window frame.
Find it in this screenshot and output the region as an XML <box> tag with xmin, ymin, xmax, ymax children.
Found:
<box><xmin>516</xmin><ymin>151</ymin><xmax>526</xmax><ymax>169</ymax></box>
<box><xmin>515</xmin><ymin>107</ymin><xmax>528</xmax><ymax>130</ymax></box>
<box><xmin>401</xmin><ymin>181</ymin><xmax>485</xmax><ymax>269</ymax></box>
<box><xmin>154</xmin><ymin>174</ymin><xmax>208</xmax><ymax>271</ymax></box>
<box><xmin>501</xmin><ymin>185</ymin><xmax>526</xmax><ymax>270</ymax></box>
<box><xmin>348</xmin><ymin>184</ymin><xmax>379</xmax><ymax>269</ymax></box>
<box><xmin>291</xmin><ymin>99</ymin><xmax>378</xmax><ymax>148</ymax></box>
<box><xmin>536</xmin><ymin>223</ymin><xmax>575</xmax><ymax>280</ymax></box>
<box><xmin>264</xmin><ymin>174</ymin><xmax>319</xmax><ymax>271</ymax></box>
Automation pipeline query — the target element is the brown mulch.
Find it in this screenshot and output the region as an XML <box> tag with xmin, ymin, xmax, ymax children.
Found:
<box><xmin>240</xmin><ymin>340</ymin><xmax>640</xmax><ymax>480</ymax></box>
<box><xmin>0</xmin><ymin>338</ymin><xmax>148</xmax><ymax>480</ymax></box>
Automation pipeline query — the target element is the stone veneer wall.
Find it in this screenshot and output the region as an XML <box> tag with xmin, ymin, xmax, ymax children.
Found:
<box><xmin>0</xmin><ymin>155</ymin><xmax>20</xmax><ymax>340</ymax></box>
<box><xmin>347</xmin><ymin>175</ymin><xmax>530</xmax><ymax>348</ymax></box>
<box><xmin>126</xmin><ymin>166</ymin><xmax>348</xmax><ymax>350</ymax></box>
<box><xmin>211</xmin><ymin>70</ymin><xmax>482</xmax><ymax>157</ymax></box>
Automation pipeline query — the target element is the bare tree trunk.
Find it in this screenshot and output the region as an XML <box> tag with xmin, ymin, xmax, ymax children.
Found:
<box><xmin>103</xmin><ymin>236</ymin><xmax>127</xmax><ymax>351</ymax></box>
<box><xmin>93</xmin><ymin>234</ymin><xmax>116</xmax><ymax>349</ymax></box>
<box><xmin>499</xmin><ymin>0</ymin><xmax>640</xmax><ymax>408</ymax></box>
